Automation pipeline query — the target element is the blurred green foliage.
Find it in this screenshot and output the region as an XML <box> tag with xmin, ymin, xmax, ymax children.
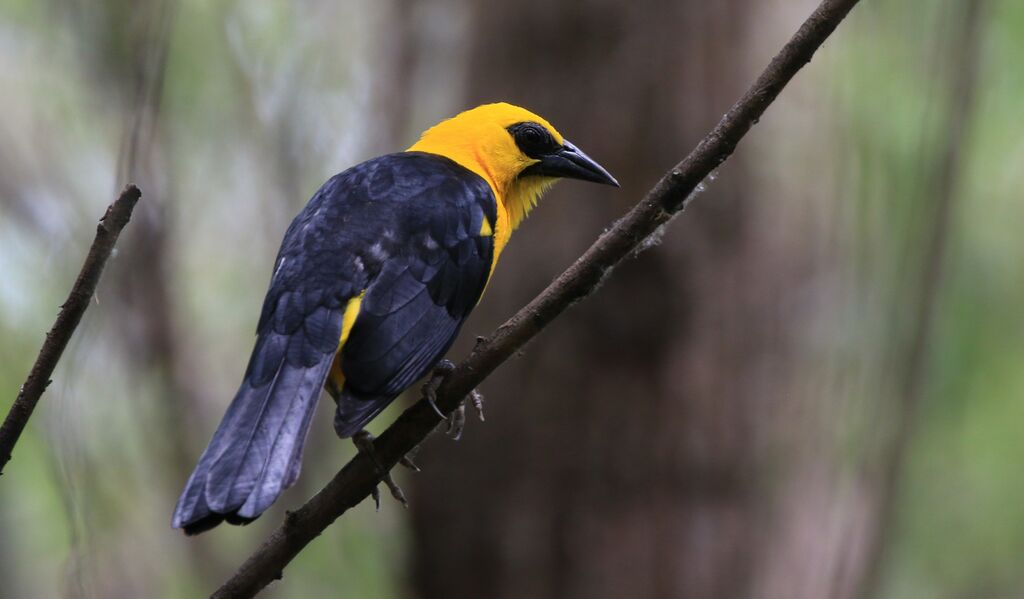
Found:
<box><xmin>830</xmin><ymin>0</ymin><xmax>1024</xmax><ymax>596</ymax></box>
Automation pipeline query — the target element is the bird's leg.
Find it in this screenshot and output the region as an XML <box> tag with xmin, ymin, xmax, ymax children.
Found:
<box><xmin>352</xmin><ymin>430</ymin><xmax>408</xmax><ymax>510</ymax></box>
<box><xmin>422</xmin><ymin>359</ymin><xmax>486</xmax><ymax>440</ymax></box>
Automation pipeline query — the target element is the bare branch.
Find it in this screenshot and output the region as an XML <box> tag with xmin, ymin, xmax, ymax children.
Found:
<box><xmin>0</xmin><ymin>185</ymin><xmax>142</xmax><ymax>475</ymax></box>
<box><xmin>213</xmin><ymin>0</ymin><xmax>862</xmax><ymax>596</ymax></box>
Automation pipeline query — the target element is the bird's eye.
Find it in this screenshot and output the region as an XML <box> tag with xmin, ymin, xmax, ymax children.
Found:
<box><xmin>523</xmin><ymin>127</ymin><xmax>543</xmax><ymax>145</ymax></box>
<box><xmin>509</xmin><ymin>122</ymin><xmax>555</xmax><ymax>157</ymax></box>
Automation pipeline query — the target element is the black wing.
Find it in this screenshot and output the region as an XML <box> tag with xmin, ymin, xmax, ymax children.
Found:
<box><xmin>332</xmin><ymin>153</ymin><xmax>497</xmax><ymax>437</ymax></box>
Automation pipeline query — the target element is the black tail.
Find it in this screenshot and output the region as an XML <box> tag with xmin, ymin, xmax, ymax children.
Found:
<box><xmin>172</xmin><ymin>330</ymin><xmax>334</xmax><ymax>535</ymax></box>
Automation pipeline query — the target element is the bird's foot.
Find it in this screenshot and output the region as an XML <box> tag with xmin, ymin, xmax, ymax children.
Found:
<box><xmin>445</xmin><ymin>389</ymin><xmax>485</xmax><ymax>441</ymax></box>
<box><xmin>421</xmin><ymin>359</ymin><xmax>455</xmax><ymax>419</ymax></box>
<box><xmin>470</xmin><ymin>389</ymin><xmax>485</xmax><ymax>421</ymax></box>
<box><xmin>421</xmin><ymin>360</ymin><xmax>486</xmax><ymax>440</ymax></box>
<box><xmin>352</xmin><ymin>430</ymin><xmax>409</xmax><ymax>510</ymax></box>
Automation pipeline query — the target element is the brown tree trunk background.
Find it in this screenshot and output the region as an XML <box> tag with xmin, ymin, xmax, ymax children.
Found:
<box><xmin>407</xmin><ymin>2</ymin><xmax>817</xmax><ymax>598</ymax></box>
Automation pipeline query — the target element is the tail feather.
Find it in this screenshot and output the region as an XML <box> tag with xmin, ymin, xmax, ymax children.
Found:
<box><xmin>206</xmin><ymin>364</ymin><xmax>306</xmax><ymax>513</ymax></box>
<box><xmin>172</xmin><ymin>332</ymin><xmax>335</xmax><ymax>534</ymax></box>
<box><xmin>284</xmin><ymin>385</ymin><xmax>321</xmax><ymax>488</ymax></box>
<box><xmin>235</xmin><ymin>360</ymin><xmax>332</xmax><ymax>518</ymax></box>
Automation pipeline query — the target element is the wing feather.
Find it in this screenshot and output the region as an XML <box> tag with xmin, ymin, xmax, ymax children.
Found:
<box><xmin>332</xmin><ymin>159</ymin><xmax>496</xmax><ymax>436</ymax></box>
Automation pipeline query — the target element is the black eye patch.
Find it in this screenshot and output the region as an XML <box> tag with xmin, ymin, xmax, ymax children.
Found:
<box><xmin>507</xmin><ymin>122</ymin><xmax>559</xmax><ymax>158</ymax></box>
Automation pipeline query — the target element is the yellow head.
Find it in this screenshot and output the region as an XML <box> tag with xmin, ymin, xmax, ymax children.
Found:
<box><xmin>407</xmin><ymin>103</ymin><xmax>617</xmax><ymax>239</ymax></box>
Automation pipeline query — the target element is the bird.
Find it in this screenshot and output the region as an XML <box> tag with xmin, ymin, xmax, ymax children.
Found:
<box><xmin>172</xmin><ymin>102</ymin><xmax>618</xmax><ymax>534</ymax></box>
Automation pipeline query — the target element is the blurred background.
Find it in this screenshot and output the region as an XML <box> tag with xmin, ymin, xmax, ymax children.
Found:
<box><xmin>0</xmin><ymin>0</ymin><xmax>1021</xmax><ymax>597</ymax></box>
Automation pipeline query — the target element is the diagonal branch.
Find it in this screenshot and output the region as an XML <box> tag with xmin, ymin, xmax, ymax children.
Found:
<box><xmin>213</xmin><ymin>0</ymin><xmax>861</xmax><ymax>596</ymax></box>
<box><xmin>0</xmin><ymin>184</ymin><xmax>142</xmax><ymax>475</ymax></box>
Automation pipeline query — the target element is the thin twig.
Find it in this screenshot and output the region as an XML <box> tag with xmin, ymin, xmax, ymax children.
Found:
<box><xmin>0</xmin><ymin>185</ymin><xmax>142</xmax><ymax>475</ymax></box>
<box><xmin>212</xmin><ymin>0</ymin><xmax>861</xmax><ymax>596</ymax></box>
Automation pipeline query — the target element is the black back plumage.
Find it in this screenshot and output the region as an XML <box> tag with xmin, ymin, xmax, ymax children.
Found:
<box><xmin>173</xmin><ymin>152</ymin><xmax>496</xmax><ymax>533</ymax></box>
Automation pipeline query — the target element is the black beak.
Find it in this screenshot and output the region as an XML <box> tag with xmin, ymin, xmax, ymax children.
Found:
<box><xmin>523</xmin><ymin>140</ymin><xmax>619</xmax><ymax>187</ymax></box>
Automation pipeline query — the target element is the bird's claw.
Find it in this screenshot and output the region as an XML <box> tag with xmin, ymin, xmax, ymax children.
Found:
<box><xmin>422</xmin><ymin>359</ymin><xmax>455</xmax><ymax>419</ymax></box>
<box><xmin>352</xmin><ymin>430</ymin><xmax>409</xmax><ymax>510</ymax></box>
<box><xmin>446</xmin><ymin>402</ymin><xmax>466</xmax><ymax>440</ymax></box>
<box><xmin>445</xmin><ymin>389</ymin><xmax>485</xmax><ymax>440</ymax></box>
<box><xmin>422</xmin><ymin>359</ymin><xmax>485</xmax><ymax>440</ymax></box>
<box><xmin>470</xmin><ymin>389</ymin><xmax>485</xmax><ymax>422</ymax></box>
